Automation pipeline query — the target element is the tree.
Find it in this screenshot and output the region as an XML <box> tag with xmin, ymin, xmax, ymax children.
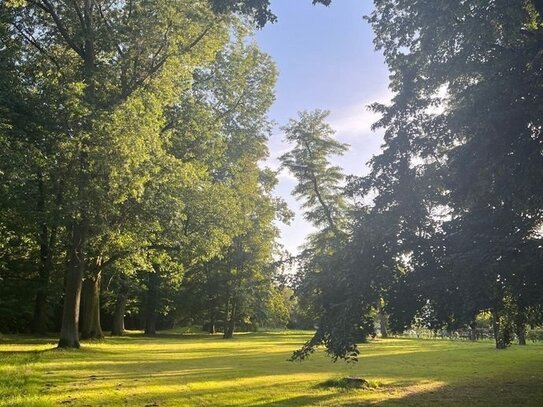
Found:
<box><xmin>280</xmin><ymin>110</ymin><xmax>348</xmax><ymax>234</ymax></box>
<box><xmin>280</xmin><ymin>111</ymin><xmax>378</xmax><ymax>361</ymax></box>
<box><xmin>362</xmin><ymin>0</ymin><xmax>543</xmax><ymax>349</ymax></box>
<box><xmin>1</xmin><ymin>0</ymin><xmax>288</xmax><ymax>347</ymax></box>
<box><xmin>284</xmin><ymin>0</ymin><xmax>543</xmax><ymax>359</ymax></box>
<box><xmin>172</xmin><ymin>37</ymin><xmax>289</xmax><ymax>338</ymax></box>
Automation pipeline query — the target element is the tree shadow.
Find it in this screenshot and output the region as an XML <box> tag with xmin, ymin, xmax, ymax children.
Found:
<box><xmin>2</xmin><ymin>333</ymin><xmax>543</xmax><ymax>406</ymax></box>
<box><xmin>370</xmin><ymin>376</ymin><xmax>543</xmax><ymax>407</ymax></box>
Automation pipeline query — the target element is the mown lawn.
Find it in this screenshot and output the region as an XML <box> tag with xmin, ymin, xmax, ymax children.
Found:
<box><xmin>1</xmin><ymin>331</ymin><xmax>542</xmax><ymax>406</ymax></box>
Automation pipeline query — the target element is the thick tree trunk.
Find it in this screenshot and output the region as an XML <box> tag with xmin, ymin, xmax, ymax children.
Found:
<box><xmin>32</xmin><ymin>287</ymin><xmax>49</xmax><ymax>334</ymax></box>
<box><xmin>144</xmin><ymin>272</ymin><xmax>159</xmax><ymax>335</ymax></box>
<box><xmin>80</xmin><ymin>271</ymin><xmax>104</xmax><ymax>340</ymax></box>
<box><xmin>58</xmin><ymin>222</ymin><xmax>86</xmax><ymax>348</ymax></box>
<box><xmin>377</xmin><ymin>299</ymin><xmax>388</xmax><ymax>338</ymax></box>
<box><xmin>111</xmin><ymin>277</ymin><xmax>128</xmax><ymax>336</ymax></box>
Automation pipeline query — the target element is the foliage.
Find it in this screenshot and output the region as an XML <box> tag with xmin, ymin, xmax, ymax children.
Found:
<box><xmin>0</xmin><ymin>0</ymin><xmax>290</xmax><ymax>341</ymax></box>
<box><xmin>288</xmin><ymin>0</ymin><xmax>543</xmax><ymax>360</ymax></box>
<box><xmin>527</xmin><ymin>328</ymin><xmax>543</xmax><ymax>342</ymax></box>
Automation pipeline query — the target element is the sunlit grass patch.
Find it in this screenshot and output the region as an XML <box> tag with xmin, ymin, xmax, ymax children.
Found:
<box><xmin>0</xmin><ymin>350</ymin><xmax>48</xmax><ymax>407</ymax></box>
<box><xmin>1</xmin><ymin>332</ymin><xmax>542</xmax><ymax>406</ymax></box>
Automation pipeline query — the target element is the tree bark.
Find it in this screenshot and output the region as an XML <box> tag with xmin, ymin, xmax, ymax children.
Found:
<box><xmin>144</xmin><ymin>272</ymin><xmax>159</xmax><ymax>335</ymax></box>
<box><xmin>80</xmin><ymin>271</ymin><xmax>104</xmax><ymax>339</ymax></box>
<box><xmin>31</xmin><ymin>226</ymin><xmax>53</xmax><ymax>334</ymax></box>
<box><xmin>32</xmin><ymin>280</ymin><xmax>49</xmax><ymax>335</ymax></box>
<box><xmin>208</xmin><ymin>301</ymin><xmax>217</xmax><ymax>334</ymax></box>
<box><xmin>111</xmin><ymin>276</ymin><xmax>128</xmax><ymax>336</ymax></box>
<box><xmin>58</xmin><ymin>222</ymin><xmax>86</xmax><ymax>348</ymax></box>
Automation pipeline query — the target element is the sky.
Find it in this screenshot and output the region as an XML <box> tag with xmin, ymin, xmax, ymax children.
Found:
<box><xmin>255</xmin><ymin>0</ymin><xmax>391</xmax><ymax>255</ymax></box>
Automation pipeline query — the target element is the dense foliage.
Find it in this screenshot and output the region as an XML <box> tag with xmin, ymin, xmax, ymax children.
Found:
<box><xmin>283</xmin><ymin>0</ymin><xmax>543</xmax><ymax>360</ymax></box>
<box><xmin>1</xmin><ymin>0</ymin><xmax>541</xmax><ymax>363</ymax></box>
<box><xmin>0</xmin><ymin>0</ymin><xmax>293</xmax><ymax>344</ymax></box>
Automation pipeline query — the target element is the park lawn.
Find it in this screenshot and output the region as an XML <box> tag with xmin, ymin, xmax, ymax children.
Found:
<box><xmin>0</xmin><ymin>331</ymin><xmax>542</xmax><ymax>407</ymax></box>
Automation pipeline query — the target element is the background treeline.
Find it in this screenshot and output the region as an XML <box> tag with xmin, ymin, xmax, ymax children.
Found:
<box><xmin>0</xmin><ymin>0</ymin><xmax>303</xmax><ymax>345</ymax></box>
<box><xmin>281</xmin><ymin>0</ymin><xmax>543</xmax><ymax>361</ymax></box>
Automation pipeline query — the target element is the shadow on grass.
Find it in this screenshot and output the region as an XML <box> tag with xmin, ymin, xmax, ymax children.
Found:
<box><xmin>254</xmin><ymin>394</ymin><xmax>339</xmax><ymax>406</ymax></box>
<box><xmin>365</xmin><ymin>374</ymin><xmax>543</xmax><ymax>407</ymax></box>
<box><xmin>2</xmin><ymin>333</ymin><xmax>543</xmax><ymax>407</ymax></box>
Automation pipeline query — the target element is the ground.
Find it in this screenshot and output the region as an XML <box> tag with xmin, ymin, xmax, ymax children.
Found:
<box><xmin>1</xmin><ymin>331</ymin><xmax>542</xmax><ymax>406</ymax></box>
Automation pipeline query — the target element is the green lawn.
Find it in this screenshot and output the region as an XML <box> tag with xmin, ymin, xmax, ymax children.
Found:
<box><xmin>1</xmin><ymin>331</ymin><xmax>542</xmax><ymax>406</ymax></box>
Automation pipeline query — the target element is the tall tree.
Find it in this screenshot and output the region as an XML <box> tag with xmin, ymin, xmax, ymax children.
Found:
<box><xmin>280</xmin><ymin>111</ymin><xmax>378</xmax><ymax>361</ymax></box>
<box><xmin>362</xmin><ymin>0</ymin><xmax>543</xmax><ymax>348</ymax></box>
<box><xmin>2</xmin><ymin>0</ymin><xmax>274</xmax><ymax>347</ymax></box>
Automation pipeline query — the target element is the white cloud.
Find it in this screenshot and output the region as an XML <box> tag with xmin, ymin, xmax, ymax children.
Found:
<box><xmin>329</xmin><ymin>89</ymin><xmax>392</xmax><ymax>140</ymax></box>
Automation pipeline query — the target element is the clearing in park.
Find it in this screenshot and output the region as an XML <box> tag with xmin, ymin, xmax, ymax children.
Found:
<box><xmin>1</xmin><ymin>331</ymin><xmax>542</xmax><ymax>407</ymax></box>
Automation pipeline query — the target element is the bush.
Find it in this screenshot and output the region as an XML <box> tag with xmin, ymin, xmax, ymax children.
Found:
<box><xmin>526</xmin><ymin>328</ymin><xmax>543</xmax><ymax>342</ymax></box>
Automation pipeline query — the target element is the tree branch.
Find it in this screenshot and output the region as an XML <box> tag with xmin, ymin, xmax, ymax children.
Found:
<box><xmin>12</xmin><ymin>22</ymin><xmax>61</xmax><ymax>69</ymax></box>
<box><xmin>31</xmin><ymin>0</ymin><xmax>85</xmax><ymax>57</ymax></box>
<box><xmin>302</xmin><ymin>139</ymin><xmax>340</xmax><ymax>234</ymax></box>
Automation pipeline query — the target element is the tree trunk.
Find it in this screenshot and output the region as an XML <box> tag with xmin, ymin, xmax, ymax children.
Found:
<box><xmin>80</xmin><ymin>271</ymin><xmax>104</xmax><ymax>340</ymax></box>
<box><xmin>111</xmin><ymin>276</ymin><xmax>128</xmax><ymax>336</ymax></box>
<box><xmin>469</xmin><ymin>321</ymin><xmax>477</xmax><ymax>341</ymax></box>
<box><xmin>144</xmin><ymin>272</ymin><xmax>159</xmax><ymax>335</ymax></box>
<box><xmin>223</xmin><ymin>299</ymin><xmax>237</xmax><ymax>339</ymax></box>
<box><xmin>518</xmin><ymin>328</ymin><xmax>527</xmax><ymax>346</ymax></box>
<box><xmin>58</xmin><ymin>222</ymin><xmax>86</xmax><ymax>348</ymax></box>
<box><xmin>492</xmin><ymin>308</ymin><xmax>507</xmax><ymax>349</ymax></box>
<box><xmin>377</xmin><ymin>299</ymin><xmax>388</xmax><ymax>338</ymax></box>
<box><xmin>58</xmin><ymin>0</ymin><xmax>95</xmax><ymax>349</ymax></box>
<box><xmin>32</xmin><ymin>284</ymin><xmax>49</xmax><ymax>335</ymax></box>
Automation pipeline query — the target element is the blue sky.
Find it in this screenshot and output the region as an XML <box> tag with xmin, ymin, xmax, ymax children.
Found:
<box><xmin>255</xmin><ymin>0</ymin><xmax>391</xmax><ymax>255</ymax></box>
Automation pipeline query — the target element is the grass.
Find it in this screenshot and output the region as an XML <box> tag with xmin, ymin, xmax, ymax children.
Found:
<box><xmin>1</xmin><ymin>331</ymin><xmax>542</xmax><ymax>406</ymax></box>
